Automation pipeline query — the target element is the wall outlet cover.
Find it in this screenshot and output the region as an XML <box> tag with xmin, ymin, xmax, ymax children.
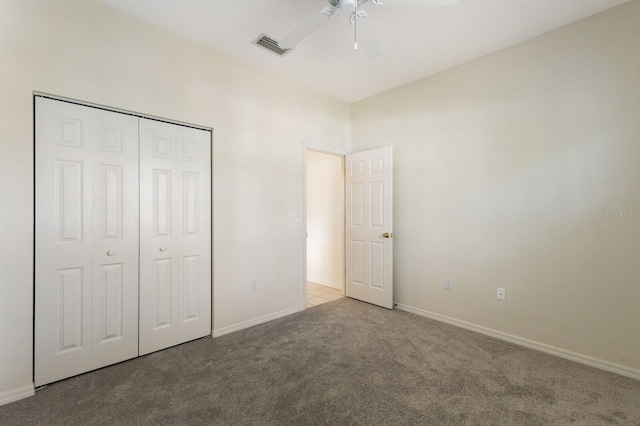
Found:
<box><xmin>497</xmin><ymin>287</ymin><xmax>506</xmax><ymax>301</ymax></box>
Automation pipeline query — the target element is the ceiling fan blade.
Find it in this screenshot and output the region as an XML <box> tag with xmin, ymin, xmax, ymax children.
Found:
<box><xmin>356</xmin><ymin>17</ymin><xmax>382</xmax><ymax>60</ymax></box>
<box><xmin>372</xmin><ymin>0</ymin><xmax>458</xmax><ymax>5</ymax></box>
<box><xmin>280</xmin><ymin>10</ymin><xmax>333</xmax><ymax>49</ymax></box>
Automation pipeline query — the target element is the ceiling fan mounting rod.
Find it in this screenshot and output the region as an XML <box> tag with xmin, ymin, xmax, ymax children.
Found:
<box><xmin>354</xmin><ymin>0</ymin><xmax>358</xmax><ymax>49</ymax></box>
<box><xmin>351</xmin><ymin>10</ymin><xmax>368</xmax><ymax>50</ymax></box>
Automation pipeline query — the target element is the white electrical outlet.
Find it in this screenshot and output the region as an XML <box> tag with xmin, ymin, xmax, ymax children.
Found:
<box><xmin>250</xmin><ymin>280</ymin><xmax>258</xmax><ymax>291</ymax></box>
<box><xmin>497</xmin><ymin>287</ymin><xmax>506</xmax><ymax>301</ymax></box>
<box><xmin>445</xmin><ymin>279</ymin><xmax>453</xmax><ymax>290</ymax></box>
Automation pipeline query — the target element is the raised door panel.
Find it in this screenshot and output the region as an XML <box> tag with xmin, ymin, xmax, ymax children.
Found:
<box><xmin>183</xmin><ymin>255</ymin><xmax>200</xmax><ymax>322</ymax></box>
<box><xmin>57</xmin><ymin>267</ymin><xmax>86</xmax><ymax>353</ymax></box>
<box><xmin>370</xmin><ymin>181</ymin><xmax>385</xmax><ymax>229</ymax></box>
<box><xmin>350</xmin><ymin>183</ymin><xmax>365</xmax><ymax>228</ymax></box>
<box><xmin>58</xmin><ymin>161</ymin><xmax>84</xmax><ymax>242</ymax></box>
<box><xmin>100</xmin><ymin>165</ymin><xmax>123</xmax><ymax>240</ymax></box>
<box><xmin>350</xmin><ymin>240</ymin><xmax>365</xmax><ymax>286</ymax></box>
<box><xmin>153</xmin><ymin>257</ymin><xmax>175</xmax><ymax>330</ymax></box>
<box><xmin>97</xmin><ymin>263</ymin><xmax>124</xmax><ymax>342</ymax></box>
<box><xmin>154</xmin><ymin>170</ymin><xmax>172</xmax><ymax>238</ymax></box>
<box><xmin>369</xmin><ymin>242</ymin><xmax>385</xmax><ymax>290</ymax></box>
<box><xmin>183</xmin><ymin>173</ymin><xmax>199</xmax><ymax>236</ymax></box>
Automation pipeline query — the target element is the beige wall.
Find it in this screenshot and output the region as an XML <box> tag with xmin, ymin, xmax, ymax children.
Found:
<box><xmin>352</xmin><ymin>1</ymin><xmax>640</xmax><ymax>375</ymax></box>
<box><xmin>306</xmin><ymin>150</ymin><xmax>344</xmax><ymax>289</ymax></box>
<box><xmin>0</xmin><ymin>0</ymin><xmax>351</xmax><ymax>401</ymax></box>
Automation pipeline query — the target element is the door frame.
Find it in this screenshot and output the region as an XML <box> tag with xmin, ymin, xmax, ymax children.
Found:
<box><xmin>302</xmin><ymin>143</ymin><xmax>347</xmax><ymax>308</ymax></box>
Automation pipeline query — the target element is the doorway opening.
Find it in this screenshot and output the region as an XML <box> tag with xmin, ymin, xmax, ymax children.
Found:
<box><xmin>305</xmin><ymin>149</ymin><xmax>345</xmax><ymax>308</ymax></box>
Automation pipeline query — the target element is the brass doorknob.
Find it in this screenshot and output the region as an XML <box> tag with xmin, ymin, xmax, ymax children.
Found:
<box><xmin>382</xmin><ymin>232</ymin><xmax>393</xmax><ymax>239</ymax></box>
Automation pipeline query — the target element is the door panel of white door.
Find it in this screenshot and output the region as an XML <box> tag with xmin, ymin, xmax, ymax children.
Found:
<box><xmin>91</xmin><ymin>108</ymin><xmax>139</xmax><ymax>369</ymax></box>
<box><xmin>345</xmin><ymin>147</ymin><xmax>393</xmax><ymax>309</ymax></box>
<box><xmin>36</xmin><ymin>99</ymin><xmax>94</xmax><ymax>386</ymax></box>
<box><xmin>139</xmin><ymin>119</ymin><xmax>211</xmax><ymax>355</ymax></box>
<box><xmin>35</xmin><ymin>98</ymin><xmax>139</xmax><ymax>386</ymax></box>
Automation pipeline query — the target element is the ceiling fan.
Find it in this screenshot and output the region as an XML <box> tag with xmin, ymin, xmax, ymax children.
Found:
<box><xmin>279</xmin><ymin>0</ymin><xmax>459</xmax><ymax>59</ymax></box>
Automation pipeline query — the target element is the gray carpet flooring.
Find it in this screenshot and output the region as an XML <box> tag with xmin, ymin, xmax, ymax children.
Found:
<box><xmin>1</xmin><ymin>297</ymin><xmax>639</xmax><ymax>425</ymax></box>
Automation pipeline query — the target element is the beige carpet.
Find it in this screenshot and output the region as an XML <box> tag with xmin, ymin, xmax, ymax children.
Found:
<box><xmin>1</xmin><ymin>297</ymin><xmax>639</xmax><ymax>425</ymax></box>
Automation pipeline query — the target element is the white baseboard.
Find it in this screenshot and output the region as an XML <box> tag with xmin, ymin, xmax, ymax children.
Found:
<box><xmin>212</xmin><ymin>304</ymin><xmax>305</xmax><ymax>338</ymax></box>
<box><xmin>0</xmin><ymin>384</ymin><xmax>35</xmax><ymax>406</ymax></box>
<box><xmin>307</xmin><ymin>278</ymin><xmax>342</xmax><ymax>290</ymax></box>
<box><xmin>395</xmin><ymin>303</ymin><xmax>640</xmax><ymax>381</ymax></box>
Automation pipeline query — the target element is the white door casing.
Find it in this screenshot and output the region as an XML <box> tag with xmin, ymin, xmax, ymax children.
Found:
<box><xmin>345</xmin><ymin>147</ymin><xmax>393</xmax><ymax>309</ymax></box>
<box><xmin>35</xmin><ymin>98</ymin><xmax>139</xmax><ymax>386</ymax></box>
<box><xmin>138</xmin><ymin>118</ymin><xmax>212</xmax><ymax>355</ymax></box>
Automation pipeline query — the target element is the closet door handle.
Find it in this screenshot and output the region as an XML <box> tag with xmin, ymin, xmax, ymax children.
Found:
<box><xmin>106</xmin><ymin>250</ymin><xmax>115</xmax><ymax>256</ymax></box>
<box><xmin>159</xmin><ymin>247</ymin><xmax>167</xmax><ymax>252</ymax></box>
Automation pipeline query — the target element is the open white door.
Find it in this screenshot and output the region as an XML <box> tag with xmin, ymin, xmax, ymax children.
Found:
<box><xmin>345</xmin><ymin>146</ymin><xmax>393</xmax><ymax>309</ymax></box>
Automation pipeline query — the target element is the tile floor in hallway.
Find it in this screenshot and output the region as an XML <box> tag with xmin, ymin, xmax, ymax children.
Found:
<box><xmin>307</xmin><ymin>282</ymin><xmax>343</xmax><ymax>308</ymax></box>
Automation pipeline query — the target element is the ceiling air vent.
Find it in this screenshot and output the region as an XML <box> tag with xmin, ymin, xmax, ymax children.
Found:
<box><xmin>252</xmin><ymin>33</ymin><xmax>291</xmax><ymax>57</ymax></box>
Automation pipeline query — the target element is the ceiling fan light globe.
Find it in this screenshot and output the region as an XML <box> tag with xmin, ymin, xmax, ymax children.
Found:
<box><xmin>339</xmin><ymin>0</ymin><xmax>358</xmax><ymax>13</ymax></box>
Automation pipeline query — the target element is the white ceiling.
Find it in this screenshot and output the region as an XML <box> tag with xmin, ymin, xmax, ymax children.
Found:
<box><xmin>94</xmin><ymin>0</ymin><xmax>630</xmax><ymax>103</ymax></box>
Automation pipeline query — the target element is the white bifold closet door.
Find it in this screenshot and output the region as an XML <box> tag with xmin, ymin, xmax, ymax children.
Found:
<box><xmin>138</xmin><ymin>118</ymin><xmax>211</xmax><ymax>355</ymax></box>
<box><xmin>35</xmin><ymin>98</ymin><xmax>140</xmax><ymax>386</ymax></box>
<box><xmin>35</xmin><ymin>98</ymin><xmax>212</xmax><ymax>386</ymax></box>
